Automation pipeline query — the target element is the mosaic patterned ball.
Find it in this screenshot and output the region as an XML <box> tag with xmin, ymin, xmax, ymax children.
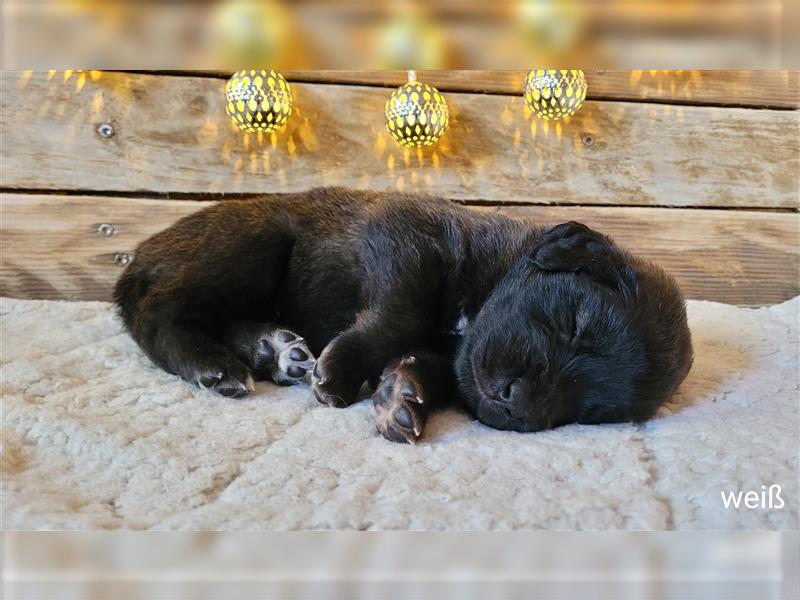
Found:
<box><xmin>523</xmin><ymin>69</ymin><xmax>587</xmax><ymax>120</ymax></box>
<box><xmin>225</xmin><ymin>69</ymin><xmax>293</xmax><ymax>133</ymax></box>
<box><xmin>385</xmin><ymin>81</ymin><xmax>449</xmax><ymax>147</ymax></box>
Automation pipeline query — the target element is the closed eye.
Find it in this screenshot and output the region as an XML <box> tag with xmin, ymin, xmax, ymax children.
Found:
<box><xmin>555</xmin><ymin>314</ymin><xmax>580</xmax><ymax>344</ymax></box>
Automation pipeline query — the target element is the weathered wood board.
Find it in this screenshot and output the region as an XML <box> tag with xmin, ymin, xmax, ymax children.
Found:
<box><xmin>2</xmin><ymin>71</ymin><xmax>798</xmax><ymax>208</ymax></box>
<box><xmin>280</xmin><ymin>70</ymin><xmax>800</xmax><ymax>109</ymax></box>
<box><xmin>2</xmin><ymin>194</ymin><xmax>797</xmax><ymax>306</ymax></box>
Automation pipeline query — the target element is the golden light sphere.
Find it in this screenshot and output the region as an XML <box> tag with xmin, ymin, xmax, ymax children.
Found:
<box><xmin>212</xmin><ymin>2</ymin><xmax>288</xmax><ymax>67</ymax></box>
<box><xmin>385</xmin><ymin>81</ymin><xmax>449</xmax><ymax>147</ymax></box>
<box><xmin>523</xmin><ymin>69</ymin><xmax>587</xmax><ymax>120</ymax></box>
<box><xmin>225</xmin><ymin>69</ymin><xmax>293</xmax><ymax>133</ymax></box>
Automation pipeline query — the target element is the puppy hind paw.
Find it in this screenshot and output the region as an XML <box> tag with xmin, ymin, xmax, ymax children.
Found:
<box><xmin>373</xmin><ymin>362</ymin><xmax>429</xmax><ymax>444</ymax></box>
<box><xmin>260</xmin><ymin>328</ymin><xmax>316</xmax><ymax>386</ymax></box>
<box><xmin>197</xmin><ymin>361</ymin><xmax>255</xmax><ymax>398</ymax></box>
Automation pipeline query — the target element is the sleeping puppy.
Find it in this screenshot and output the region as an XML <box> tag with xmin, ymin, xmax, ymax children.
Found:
<box><xmin>115</xmin><ymin>187</ymin><xmax>693</xmax><ymax>443</ymax></box>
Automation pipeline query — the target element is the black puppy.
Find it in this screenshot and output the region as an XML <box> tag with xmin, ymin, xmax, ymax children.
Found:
<box><xmin>115</xmin><ymin>187</ymin><xmax>692</xmax><ymax>443</ymax></box>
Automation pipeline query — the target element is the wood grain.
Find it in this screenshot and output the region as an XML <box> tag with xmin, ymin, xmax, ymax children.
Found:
<box><xmin>2</xmin><ymin>194</ymin><xmax>797</xmax><ymax>306</ymax></box>
<box><xmin>2</xmin><ymin>71</ymin><xmax>798</xmax><ymax>208</ymax></box>
<box><xmin>279</xmin><ymin>70</ymin><xmax>800</xmax><ymax>109</ymax></box>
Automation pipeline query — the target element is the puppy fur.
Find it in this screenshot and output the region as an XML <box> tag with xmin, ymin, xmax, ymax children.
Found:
<box><xmin>114</xmin><ymin>187</ymin><xmax>693</xmax><ymax>443</ymax></box>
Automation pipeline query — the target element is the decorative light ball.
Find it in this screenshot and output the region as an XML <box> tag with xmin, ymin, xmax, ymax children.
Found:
<box><xmin>523</xmin><ymin>69</ymin><xmax>587</xmax><ymax>120</ymax></box>
<box><xmin>385</xmin><ymin>80</ymin><xmax>449</xmax><ymax>147</ymax></box>
<box><xmin>377</xmin><ymin>14</ymin><xmax>446</xmax><ymax>70</ymax></box>
<box><xmin>212</xmin><ymin>2</ymin><xmax>288</xmax><ymax>67</ymax></box>
<box><xmin>225</xmin><ymin>69</ymin><xmax>293</xmax><ymax>133</ymax></box>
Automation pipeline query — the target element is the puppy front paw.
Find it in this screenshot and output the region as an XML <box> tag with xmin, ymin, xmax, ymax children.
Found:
<box><xmin>373</xmin><ymin>355</ymin><xmax>430</xmax><ymax>444</ymax></box>
<box><xmin>310</xmin><ymin>350</ymin><xmax>360</xmax><ymax>408</ymax></box>
<box><xmin>532</xmin><ymin>221</ymin><xmax>635</xmax><ymax>295</ymax></box>
<box><xmin>532</xmin><ymin>221</ymin><xmax>613</xmax><ymax>272</ymax></box>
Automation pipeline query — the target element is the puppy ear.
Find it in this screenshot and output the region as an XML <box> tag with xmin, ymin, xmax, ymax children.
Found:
<box><xmin>532</xmin><ymin>221</ymin><xmax>637</xmax><ymax>296</ymax></box>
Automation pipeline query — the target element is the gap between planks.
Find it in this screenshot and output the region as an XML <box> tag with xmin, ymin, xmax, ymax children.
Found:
<box><xmin>2</xmin><ymin>187</ymin><xmax>798</xmax><ymax>214</ymax></box>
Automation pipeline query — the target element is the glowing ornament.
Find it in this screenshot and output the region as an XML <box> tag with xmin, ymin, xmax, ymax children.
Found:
<box><xmin>376</xmin><ymin>12</ymin><xmax>446</xmax><ymax>70</ymax></box>
<box><xmin>225</xmin><ymin>69</ymin><xmax>293</xmax><ymax>133</ymax></box>
<box><xmin>212</xmin><ymin>1</ymin><xmax>289</xmax><ymax>67</ymax></box>
<box><xmin>385</xmin><ymin>70</ymin><xmax>449</xmax><ymax>147</ymax></box>
<box><xmin>523</xmin><ymin>69</ymin><xmax>587</xmax><ymax>120</ymax></box>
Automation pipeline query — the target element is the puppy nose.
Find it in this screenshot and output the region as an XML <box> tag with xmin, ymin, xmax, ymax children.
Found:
<box><xmin>498</xmin><ymin>377</ymin><xmax>522</xmax><ymax>403</ymax></box>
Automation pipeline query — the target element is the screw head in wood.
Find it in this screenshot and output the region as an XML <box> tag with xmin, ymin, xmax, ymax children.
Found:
<box><xmin>97</xmin><ymin>223</ymin><xmax>116</xmax><ymax>236</ymax></box>
<box><xmin>582</xmin><ymin>134</ymin><xmax>594</xmax><ymax>146</ymax></box>
<box><xmin>97</xmin><ymin>123</ymin><xmax>115</xmax><ymax>138</ymax></box>
<box><xmin>113</xmin><ymin>252</ymin><xmax>131</xmax><ymax>266</ymax></box>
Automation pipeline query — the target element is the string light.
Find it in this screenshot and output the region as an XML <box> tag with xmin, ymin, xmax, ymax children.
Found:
<box><xmin>225</xmin><ymin>69</ymin><xmax>293</xmax><ymax>133</ymax></box>
<box><xmin>385</xmin><ymin>70</ymin><xmax>449</xmax><ymax>147</ymax></box>
<box><xmin>523</xmin><ymin>69</ymin><xmax>587</xmax><ymax>120</ymax></box>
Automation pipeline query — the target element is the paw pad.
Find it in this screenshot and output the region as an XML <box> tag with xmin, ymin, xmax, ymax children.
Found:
<box><xmin>197</xmin><ymin>366</ymin><xmax>254</xmax><ymax>398</ymax></box>
<box><xmin>260</xmin><ymin>328</ymin><xmax>316</xmax><ymax>386</ymax></box>
<box><xmin>373</xmin><ymin>367</ymin><xmax>429</xmax><ymax>444</ymax></box>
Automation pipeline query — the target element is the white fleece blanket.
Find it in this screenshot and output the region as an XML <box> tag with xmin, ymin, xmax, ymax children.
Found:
<box><xmin>1</xmin><ymin>296</ymin><xmax>797</xmax><ymax>530</ymax></box>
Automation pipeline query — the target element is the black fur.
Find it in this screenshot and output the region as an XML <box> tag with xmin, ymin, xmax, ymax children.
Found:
<box><xmin>114</xmin><ymin>188</ymin><xmax>693</xmax><ymax>440</ymax></box>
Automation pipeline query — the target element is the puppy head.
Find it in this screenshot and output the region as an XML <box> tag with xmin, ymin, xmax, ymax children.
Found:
<box><xmin>455</xmin><ymin>257</ymin><xmax>692</xmax><ymax>432</ymax></box>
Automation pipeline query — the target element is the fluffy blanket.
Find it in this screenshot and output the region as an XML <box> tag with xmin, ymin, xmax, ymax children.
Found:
<box><xmin>2</xmin><ymin>296</ymin><xmax>797</xmax><ymax>530</ymax></box>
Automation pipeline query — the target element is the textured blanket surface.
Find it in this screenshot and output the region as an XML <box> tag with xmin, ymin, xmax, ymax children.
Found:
<box><xmin>2</xmin><ymin>296</ymin><xmax>798</xmax><ymax>530</ymax></box>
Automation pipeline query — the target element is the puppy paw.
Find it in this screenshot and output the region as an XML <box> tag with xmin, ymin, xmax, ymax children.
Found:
<box><xmin>373</xmin><ymin>355</ymin><xmax>429</xmax><ymax>444</ymax></box>
<box><xmin>197</xmin><ymin>359</ymin><xmax>255</xmax><ymax>398</ymax></box>
<box><xmin>532</xmin><ymin>222</ymin><xmax>639</xmax><ymax>298</ymax></box>
<box><xmin>310</xmin><ymin>350</ymin><xmax>359</xmax><ymax>408</ymax></box>
<box><xmin>532</xmin><ymin>221</ymin><xmax>613</xmax><ymax>272</ymax></box>
<box><xmin>258</xmin><ymin>328</ymin><xmax>316</xmax><ymax>386</ymax></box>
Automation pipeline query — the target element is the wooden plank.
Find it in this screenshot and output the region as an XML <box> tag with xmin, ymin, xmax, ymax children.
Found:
<box><xmin>0</xmin><ymin>194</ymin><xmax>212</xmax><ymax>302</ymax></box>
<box><xmin>3</xmin><ymin>72</ymin><xmax>798</xmax><ymax>208</ymax></box>
<box><xmin>490</xmin><ymin>204</ymin><xmax>800</xmax><ymax>308</ymax></box>
<box><xmin>2</xmin><ymin>193</ymin><xmax>797</xmax><ymax>306</ymax></box>
<box><xmin>279</xmin><ymin>71</ymin><xmax>800</xmax><ymax>109</ymax></box>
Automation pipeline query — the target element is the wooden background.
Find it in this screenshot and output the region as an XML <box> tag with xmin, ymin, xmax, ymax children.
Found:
<box><xmin>1</xmin><ymin>70</ymin><xmax>798</xmax><ymax>306</ymax></box>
